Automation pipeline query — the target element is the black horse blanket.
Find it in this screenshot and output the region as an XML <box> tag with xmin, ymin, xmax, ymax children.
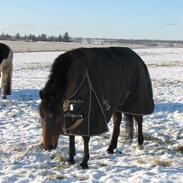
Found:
<box><xmin>61</xmin><ymin>47</ymin><xmax>154</xmax><ymax>136</ymax></box>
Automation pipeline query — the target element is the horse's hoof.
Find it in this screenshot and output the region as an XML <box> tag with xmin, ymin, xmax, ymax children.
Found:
<box><xmin>138</xmin><ymin>144</ymin><xmax>144</xmax><ymax>150</ymax></box>
<box><xmin>106</xmin><ymin>145</ymin><xmax>116</xmax><ymax>154</ymax></box>
<box><xmin>106</xmin><ymin>148</ymin><xmax>114</xmax><ymax>154</ymax></box>
<box><xmin>80</xmin><ymin>162</ymin><xmax>88</xmax><ymax>169</ymax></box>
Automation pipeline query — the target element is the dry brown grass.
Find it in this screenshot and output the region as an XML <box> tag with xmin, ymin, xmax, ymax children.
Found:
<box><xmin>151</xmin><ymin>157</ymin><xmax>172</xmax><ymax>167</ymax></box>
<box><xmin>0</xmin><ymin>40</ymin><xmax>125</xmax><ymax>53</ymax></box>
<box><xmin>47</xmin><ymin>174</ymin><xmax>67</xmax><ymax>181</ymax></box>
<box><xmin>174</xmin><ymin>145</ymin><xmax>183</xmax><ymax>154</ymax></box>
<box><xmin>1</xmin><ymin>40</ymin><xmax>157</xmax><ymax>53</ymax></box>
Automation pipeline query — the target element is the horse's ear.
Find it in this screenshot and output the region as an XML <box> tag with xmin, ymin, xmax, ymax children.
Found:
<box><xmin>39</xmin><ymin>89</ymin><xmax>46</xmax><ymax>99</ymax></box>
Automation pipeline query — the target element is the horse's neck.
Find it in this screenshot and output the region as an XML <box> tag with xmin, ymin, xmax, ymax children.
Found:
<box><xmin>64</xmin><ymin>80</ymin><xmax>78</xmax><ymax>100</ymax></box>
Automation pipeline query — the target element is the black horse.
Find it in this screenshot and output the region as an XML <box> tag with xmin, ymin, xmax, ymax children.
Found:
<box><xmin>0</xmin><ymin>43</ymin><xmax>13</xmax><ymax>99</ymax></box>
<box><xmin>39</xmin><ymin>47</ymin><xmax>154</xmax><ymax>168</ymax></box>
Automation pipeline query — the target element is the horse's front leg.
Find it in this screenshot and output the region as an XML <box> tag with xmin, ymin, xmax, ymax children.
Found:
<box><xmin>80</xmin><ymin>136</ymin><xmax>90</xmax><ymax>169</ymax></box>
<box><xmin>68</xmin><ymin>135</ymin><xmax>75</xmax><ymax>164</ymax></box>
<box><xmin>107</xmin><ymin>111</ymin><xmax>122</xmax><ymax>154</ymax></box>
<box><xmin>134</xmin><ymin>115</ymin><xmax>144</xmax><ymax>150</ymax></box>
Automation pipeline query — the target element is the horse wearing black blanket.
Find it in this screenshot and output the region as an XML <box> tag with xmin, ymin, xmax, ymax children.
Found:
<box><xmin>39</xmin><ymin>47</ymin><xmax>154</xmax><ymax>168</ymax></box>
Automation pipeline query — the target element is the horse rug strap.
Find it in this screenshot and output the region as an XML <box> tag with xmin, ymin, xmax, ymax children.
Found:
<box><xmin>62</xmin><ymin>72</ymin><xmax>109</xmax><ymax>136</ymax></box>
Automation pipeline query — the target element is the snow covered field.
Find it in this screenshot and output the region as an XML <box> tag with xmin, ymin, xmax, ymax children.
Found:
<box><xmin>0</xmin><ymin>48</ymin><xmax>183</xmax><ymax>183</ymax></box>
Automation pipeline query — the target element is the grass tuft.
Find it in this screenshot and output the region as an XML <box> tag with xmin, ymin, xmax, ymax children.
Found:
<box><xmin>136</xmin><ymin>159</ymin><xmax>146</xmax><ymax>164</ymax></box>
<box><xmin>144</xmin><ymin>134</ymin><xmax>173</xmax><ymax>145</ymax></box>
<box><xmin>98</xmin><ymin>162</ymin><xmax>108</xmax><ymax>167</ymax></box>
<box><xmin>56</xmin><ymin>175</ymin><xmax>67</xmax><ymax>180</ymax></box>
<box><xmin>174</xmin><ymin>145</ymin><xmax>183</xmax><ymax>154</ymax></box>
<box><xmin>151</xmin><ymin>158</ymin><xmax>172</xmax><ymax>167</ymax></box>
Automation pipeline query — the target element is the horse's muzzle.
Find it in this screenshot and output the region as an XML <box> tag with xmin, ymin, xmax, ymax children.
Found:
<box><xmin>41</xmin><ymin>143</ymin><xmax>58</xmax><ymax>151</ymax></box>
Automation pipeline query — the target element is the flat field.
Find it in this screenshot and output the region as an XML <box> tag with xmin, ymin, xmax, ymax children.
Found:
<box><xmin>0</xmin><ymin>45</ymin><xmax>182</xmax><ymax>182</ymax></box>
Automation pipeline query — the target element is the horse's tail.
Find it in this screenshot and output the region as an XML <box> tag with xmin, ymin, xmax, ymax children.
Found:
<box><xmin>1</xmin><ymin>48</ymin><xmax>13</xmax><ymax>97</ymax></box>
<box><xmin>8</xmin><ymin>47</ymin><xmax>13</xmax><ymax>62</ymax></box>
<box><xmin>124</xmin><ymin>114</ymin><xmax>134</xmax><ymax>145</ymax></box>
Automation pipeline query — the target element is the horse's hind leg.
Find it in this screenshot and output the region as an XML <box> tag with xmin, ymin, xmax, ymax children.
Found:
<box><xmin>134</xmin><ymin>115</ymin><xmax>144</xmax><ymax>150</ymax></box>
<box><xmin>0</xmin><ymin>65</ymin><xmax>1</xmax><ymax>78</ymax></box>
<box><xmin>68</xmin><ymin>135</ymin><xmax>75</xmax><ymax>164</ymax></box>
<box><xmin>124</xmin><ymin>114</ymin><xmax>134</xmax><ymax>145</ymax></box>
<box><xmin>2</xmin><ymin>73</ymin><xmax>12</xmax><ymax>99</ymax></box>
<box><xmin>1</xmin><ymin>58</ymin><xmax>12</xmax><ymax>99</ymax></box>
<box><xmin>107</xmin><ymin>111</ymin><xmax>122</xmax><ymax>154</ymax></box>
<box><xmin>80</xmin><ymin>136</ymin><xmax>90</xmax><ymax>169</ymax></box>
<box><xmin>0</xmin><ymin>65</ymin><xmax>1</xmax><ymax>95</ymax></box>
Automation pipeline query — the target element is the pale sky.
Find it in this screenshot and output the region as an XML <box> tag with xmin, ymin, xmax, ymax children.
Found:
<box><xmin>0</xmin><ymin>0</ymin><xmax>183</xmax><ymax>40</ymax></box>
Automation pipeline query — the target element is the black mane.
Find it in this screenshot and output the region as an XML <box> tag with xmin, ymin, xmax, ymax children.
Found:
<box><xmin>44</xmin><ymin>51</ymin><xmax>72</xmax><ymax>98</ymax></box>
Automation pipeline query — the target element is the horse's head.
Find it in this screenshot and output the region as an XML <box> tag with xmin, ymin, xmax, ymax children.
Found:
<box><xmin>39</xmin><ymin>89</ymin><xmax>64</xmax><ymax>151</ymax></box>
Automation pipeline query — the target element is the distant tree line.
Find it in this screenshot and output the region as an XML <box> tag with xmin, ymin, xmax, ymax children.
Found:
<box><xmin>74</xmin><ymin>37</ymin><xmax>183</xmax><ymax>47</ymax></box>
<box><xmin>0</xmin><ymin>32</ymin><xmax>73</xmax><ymax>42</ymax></box>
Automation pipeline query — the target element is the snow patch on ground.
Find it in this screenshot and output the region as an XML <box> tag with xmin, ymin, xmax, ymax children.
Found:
<box><xmin>0</xmin><ymin>48</ymin><xmax>183</xmax><ymax>182</ymax></box>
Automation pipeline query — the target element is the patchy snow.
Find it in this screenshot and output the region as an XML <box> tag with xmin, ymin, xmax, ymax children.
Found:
<box><xmin>0</xmin><ymin>48</ymin><xmax>183</xmax><ymax>183</ymax></box>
